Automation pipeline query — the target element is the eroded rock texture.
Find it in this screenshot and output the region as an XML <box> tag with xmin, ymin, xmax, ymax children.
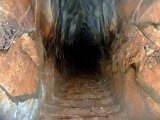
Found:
<box><xmin>102</xmin><ymin>1</ymin><xmax>160</xmax><ymax>119</ymax></box>
<box><xmin>0</xmin><ymin>1</ymin><xmax>44</xmax><ymax>120</ymax></box>
<box><xmin>0</xmin><ymin>0</ymin><xmax>160</xmax><ymax>120</ymax></box>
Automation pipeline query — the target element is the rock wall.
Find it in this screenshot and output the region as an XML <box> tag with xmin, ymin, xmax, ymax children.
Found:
<box><xmin>0</xmin><ymin>1</ymin><xmax>67</xmax><ymax>119</ymax></box>
<box><xmin>0</xmin><ymin>0</ymin><xmax>160</xmax><ymax>120</ymax></box>
<box><xmin>100</xmin><ymin>1</ymin><xmax>160</xmax><ymax>119</ymax></box>
<box><xmin>0</xmin><ymin>1</ymin><xmax>45</xmax><ymax>119</ymax></box>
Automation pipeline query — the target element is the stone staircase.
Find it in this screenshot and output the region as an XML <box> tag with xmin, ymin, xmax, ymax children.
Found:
<box><xmin>40</xmin><ymin>75</ymin><xmax>127</xmax><ymax>120</ymax></box>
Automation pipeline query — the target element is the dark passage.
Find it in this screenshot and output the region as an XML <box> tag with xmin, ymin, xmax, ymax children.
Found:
<box><xmin>51</xmin><ymin>0</ymin><xmax>115</xmax><ymax>76</ymax></box>
<box><xmin>49</xmin><ymin>0</ymin><xmax>114</xmax><ymax>74</ymax></box>
<box><xmin>40</xmin><ymin>1</ymin><xmax>127</xmax><ymax>119</ymax></box>
<box><xmin>64</xmin><ymin>23</ymin><xmax>101</xmax><ymax>74</ymax></box>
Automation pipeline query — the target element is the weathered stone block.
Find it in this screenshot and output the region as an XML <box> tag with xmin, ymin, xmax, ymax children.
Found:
<box><xmin>0</xmin><ymin>33</ymin><xmax>43</xmax><ymax>97</ymax></box>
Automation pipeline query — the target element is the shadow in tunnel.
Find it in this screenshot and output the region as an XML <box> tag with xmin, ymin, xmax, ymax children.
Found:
<box><xmin>63</xmin><ymin>23</ymin><xmax>101</xmax><ymax>75</ymax></box>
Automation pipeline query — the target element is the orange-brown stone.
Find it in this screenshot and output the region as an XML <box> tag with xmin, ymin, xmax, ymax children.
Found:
<box><xmin>117</xmin><ymin>0</ymin><xmax>160</xmax><ymax>24</ymax></box>
<box><xmin>137</xmin><ymin>63</ymin><xmax>160</xmax><ymax>102</ymax></box>
<box><xmin>138</xmin><ymin>1</ymin><xmax>160</xmax><ymax>23</ymax></box>
<box><xmin>112</xmin><ymin>25</ymin><xmax>147</xmax><ymax>73</ymax></box>
<box><xmin>134</xmin><ymin>25</ymin><xmax>160</xmax><ymax>103</ymax></box>
<box><xmin>116</xmin><ymin>0</ymin><xmax>141</xmax><ymax>20</ymax></box>
<box><xmin>0</xmin><ymin>0</ymin><xmax>35</xmax><ymax>30</ymax></box>
<box><xmin>111</xmin><ymin>23</ymin><xmax>160</xmax><ymax>119</ymax></box>
<box><xmin>143</xmin><ymin>25</ymin><xmax>160</xmax><ymax>49</ymax></box>
<box><xmin>0</xmin><ymin>33</ymin><xmax>43</xmax><ymax>96</ymax></box>
<box><xmin>124</xmin><ymin>68</ymin><xmax>150</xmax><ymax>120</ymax></box>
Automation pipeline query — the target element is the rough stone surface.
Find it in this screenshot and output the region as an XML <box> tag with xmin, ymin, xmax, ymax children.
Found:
<box><xmin>136</xmin><ymin>25</ymin><xmax>160</xmax><ymax>103</ymax></box>
<box><xmin>116</xmin><ymin>0</ymin><xmax>141</xmax><ymax>20</ymax></box>
<box><xmin>40</xmin><ymin>74</ymin><xmax>127</xmax><ymax>120</ymax></box>
<box><xmin>0</xmin><ymin>31</ymin><xmax>43</xmax><ymax>120</ymax></box>
<box><xmin>0</xmin><ymin>0</ymin><xmax>160</xmax><ymax>120</ymax></box>
<box><xmin>42</xmin><ymin>57</ymin><xmax>66</xmax><ymax>103</ymax></box>
<box><xmin>0</xmin><ymin>87</ymin><xmax>39</xmax><ymax>120</ymax></box>
<box><xmin>0</xmin><ymin>0</ymin><xmax>36</xmax><ymax>30</ymax></box>
<box><xmin>0</xmin><ymin>0</ymin><xmax>52</xmax><ymax>50</ymax></box>
<box><xmin>110</xmin><ymin>23</ymin><xmax>160</xmax><ymax>119</ymax></box>
<box><xmin>0</xmin><ymin>33</ymin><xmax>43</xmax><ymax>97</ymax></box>
<box><xmin>112</xmin><ymin>24</ymin><xmax>147</xmax><ymax>73</ymax></box>
<box><xmin>138</xmin><ymin>1</ymin><xmax>160</xmax><ymax>23</ymax></box>
<box><xmin>146</xmin><ymin>96</ymin><xmax>160</xmax><ymax>119</ymax></box>
<box><xmin>116</xmin><ymin>0</ymin><xmax>160</xmax><ymax>24</ymax></box>
<box><xmin>38</xmin><ymin>0</ymin><xmax>55</xmax><ymax>42</ymax></box>
<box><xmin>124</xmin><ymin>68</ymin><xmax>150</xmax><ymax>120</ymax></box>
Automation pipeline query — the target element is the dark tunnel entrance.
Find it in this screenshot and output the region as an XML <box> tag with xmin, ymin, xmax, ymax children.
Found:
<box><xmin>51</xmin><ymin>0</ymin><xmax>115</xmax><ymax>76</ymax></box>
<box><xmin>63</xmin><ymin>24</ymin><xmax>101</xmax><ymax>75</ymax></box>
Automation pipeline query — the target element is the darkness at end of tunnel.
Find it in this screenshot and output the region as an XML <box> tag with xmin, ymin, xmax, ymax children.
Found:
<box><xmin>45</xmin><ymin>0</ymin><xmax>116</xmax><ymax>76</ymax></box>
<box><xmin>47</xmin><ymin>23</ymin><xmax>114</xmax><ymax>76</ymax></box>
<box><xmin>63</xmin><ymin>24</ymin><xmax>101</xmax><ymax>75</ymax></box>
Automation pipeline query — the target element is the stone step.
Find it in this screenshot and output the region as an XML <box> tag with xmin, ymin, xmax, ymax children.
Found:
<box><xmin>61</xmin><ymin>87</ymin><xmax>107</xmax><ymax>93</ymax></box>
<box><xmin>66</xmin><ymin>79</ymin><xmax>104</xmax><ymax>84</ymax></box>
<box><xmin>41</xmin><ymin>104</ymin><xmax>120</xmax><ymax>119</ymax></box>
<box><xmin>62</xmin><ymin>92</ymin><xmax>111</xmax><ymax>100</ymax></box>
<box><xmin>40</xmin><ymin>75</ymin><xmax>126</xmax><ymax>120</ymax></box>
<box><xmin>65</xmin><ymin>84</ymin><xmax>106</xmax><ymax>89</ymax></box>
<box><xmin>40</xmin><ymin>116</ymin><xmax>109</xmax><ymax>120</ymax></box>
<box><xmin>68</xmin><ymin>80</ymin><xmax>99</xmax><ymax>84</ymax></box>
<box><xmin>65</xmin><ymin>86</ymin><xmax>105</xmax><ymax>90</ymax></box>
<box><xmin>108</xmin><ymin>112</ymin><xmax>127</xmax><ymax>120</ymax></box>
<box><xmin>65</xmin><ymin>80</ymin><xmax>103</xmax><ymax>86</ymax></box>
<box><xmin>40</xmin><ymin>113</ymin><xmax>126</xmax><ymax>120</ymax></box>
<box><xmin>62</xmin><ymin>90</ymin><xmax>110</xmax><ymax>95</ymax></box>
<box><xmin>48</xmin><ymin>98</ymin><xmax>114</xmax><ymax>108</ymax></box>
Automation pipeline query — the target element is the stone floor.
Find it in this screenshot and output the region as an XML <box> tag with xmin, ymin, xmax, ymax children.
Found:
<box><xmin>40</xmin><ymin>74</ymin><xmax>127</xmax><ymax>120</ymax></box>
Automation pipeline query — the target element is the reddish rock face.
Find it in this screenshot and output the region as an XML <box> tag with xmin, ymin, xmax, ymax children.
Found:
<box><xmin>0</xmin><ymin>0</ymin><xmax>160</xmax><ymax>119</ymax></box>
<box><xmin>0</xmin><ymin>0</ymin><xmax>35</xmax><ymax>50</ymax></box>
<box><xmin>110</xmin><ymin>22</ymin><xmax>160</xmax><ymax>119</ymax></box>
<box><xmin>0</xmin><ymin>33</ymin><xmax>43</xmax><ymax>96</ymax></box>
<box><xmin>0</xmin><ymin>36</ymin><xmax>37</xmax><ymax>96</ymax></box>
<box><xmin>0</xmin><ymin>0</ymin><xmax>54</xmax><ymax>50</ymax></box>
<box><xmin>116</xmin><ymin>0</ymin><xmax>160</xmax><ymax>23</ymax></box>
<box><xmin>38</xmin><ymin>0</ymin><xmax>55</xmax><ymax>41</ymax></box>
<box><xmin>116</xmin><ymin>0</ymin><xmax>141</xmax><ymax>20</ymax></box>
<box><xmin>0</xmin><ymin>0</ymin><xmax>52</xmax><ymax>96</ymax></box>
<box><xmin>124</xmin><ymin>68</ymin><xmax>150</xmax><ymax>120</ymax></box>
<box><xmin>137</xmin><ymin>26</ymin><xmax>160</xmax><ymax>103</ymax></box>
<box><xmin>0</xmin><ymin>1</ymin><xmax>45</xmax><ymax>119</ymax></box>
<box><xmin>138</xmin><ymin>0</ymin><xmax>160</xmax><ymax>23</ymax></box>
<box><xmin>0</xmin><ymin>0</ymin><xmax>35</xmax><ymax>30</ymax></box>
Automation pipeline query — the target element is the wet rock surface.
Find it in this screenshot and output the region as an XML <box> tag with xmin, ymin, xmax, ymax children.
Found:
<box><xmin>0</xmin><ymin>33</ymin><xmax>43</xmax><ymax>97</ymax></box>
<box><xmin>109</xmin><ymin>20</ymin><xmax>160</xmax><ymax>120</ymax></box>
<box><xmin>0</xmin><ymin>32</ymin><xmax>43</xmax><ymax>119</ymax></box>
<box><xmin>0</xmin><ymin>10</ymin><xmax>20</xmax><ymax>50</ymax></box>
<box><xmin>40</xmin><ymin>74</ymin><xmax>127</xmax><ymax>120</ymax></box>
<box><xmin>0</xmin><ymin>0</ymin><xmax>160</xmax><ymax>120</ymax></box>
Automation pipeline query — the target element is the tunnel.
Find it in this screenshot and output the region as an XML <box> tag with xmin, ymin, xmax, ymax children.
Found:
<box><xmin>41</xmin><ymin>0</ymin><xmax>128</xmax><ymax>119</ymax></box>
<box><xmin>41</xmin><ymin>0</ymin><xmax>160</xmax><ymax>119</ymax></box>
<box><xmin>63</xmin><ymin>23</ymin><xmax>101</xmax><ymax>75</ymax></box>
<box><xmin>0</xmin><ymin>0</ymin><xmax>160</xmax><ymax>120</ymax></box>
<box><xmin>50</xmin><ymin>0</ymin><xmax>113</xmax><ymax>77</ymax></box>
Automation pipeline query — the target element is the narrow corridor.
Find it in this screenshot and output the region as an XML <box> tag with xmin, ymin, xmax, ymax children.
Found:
<box><xmin>40</xmin><ymin>74</ymin><xmax>126</xmax><ymax>120</ymax></box>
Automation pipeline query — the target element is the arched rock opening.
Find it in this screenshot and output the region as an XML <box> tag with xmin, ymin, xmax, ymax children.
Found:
<box><xmin>47</xmin><ymin>0</ymin><xmax>116</xmax><ymax>76</ymax></box>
